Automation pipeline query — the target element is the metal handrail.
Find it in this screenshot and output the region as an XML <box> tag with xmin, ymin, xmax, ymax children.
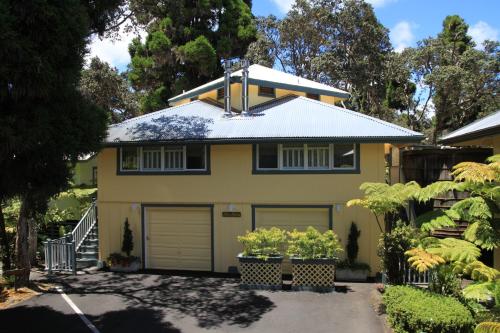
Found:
<box><xmin>71</xmin><ymin>201</ymin><xmax>97</xmax><ymax>251</ymax></box>
<box><xmin>44</xmin><ymin>201</ymin><xmax>97</xmax><ymax>274</ymax></box>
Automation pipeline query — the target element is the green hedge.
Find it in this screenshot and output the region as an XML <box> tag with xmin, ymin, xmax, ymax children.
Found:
<box><xmin>383</xmin><ymin>285</ymin><xmax>475</xmax><ymax>333</ymax></box>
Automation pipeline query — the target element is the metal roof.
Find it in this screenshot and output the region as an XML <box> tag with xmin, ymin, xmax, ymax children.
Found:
<box><xmin>168</xmin><ymin>64</ymin><xmax>350</xmax><ymax>103</ymax></box>
<box><xmin>439</xmin><ymin>111</ymin><xmax>500</xmax><ymax>144</ymax></box>
<box><xmin>105</xmin><ymin>96</ymin><xmax>423</xmax><ymax>145</ymax></box>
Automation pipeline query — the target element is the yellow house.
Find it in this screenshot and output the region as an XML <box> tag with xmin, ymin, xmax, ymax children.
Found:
<box><xmin>439</xmin><ymin>110</ymin><xmax>500</xmax><ymax>269</ymax></box>
<box><xmin>97</xmin><ymin>63</ymin><xmax>423</xmax><ymax>275</ymax></box>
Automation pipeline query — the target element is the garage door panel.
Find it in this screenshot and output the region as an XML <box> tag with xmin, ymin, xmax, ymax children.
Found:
<box><xmin>146</xmin><ymin>206</ymin><xmax>212</xmax><ymax>271</ymax></box>
<box><xmin>255</xmin><ymin>207</ymin><xmax>330</xmax><ymax>273</ymax></box>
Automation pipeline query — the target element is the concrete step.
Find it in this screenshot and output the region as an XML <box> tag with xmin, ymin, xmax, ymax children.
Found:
<box><xmin>79</xmin><ymin>244</ymin><xmax>98</xmax><ymax>252</ymax></box>
<box><xmin>77</xmin><ymin>258</ymin><xmax>98</xmax><ymax>269</ymax></box>
<box><xmin>78</xmin><ymin>251</ymin><xmax>98</xmax><ymax>260</ymax></box>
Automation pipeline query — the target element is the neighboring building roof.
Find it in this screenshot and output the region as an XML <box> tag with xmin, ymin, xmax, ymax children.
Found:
<box><xmin>439</xmin><ymin>111</ymin><xmax>500</xmax><ymax>144</ymax></box>
<box><xmin>168</xmin><ymin>64</ymin><xmax>350</xmax><ymax>103</ymax></box>
<box><xmin>105</xmin><ymin>96</ymin><xmax>424</xmax><ymax>145</ymax></box>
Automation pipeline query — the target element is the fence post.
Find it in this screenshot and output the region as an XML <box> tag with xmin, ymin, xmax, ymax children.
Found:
<box><xmin>71</xmin><ymin>241</ymin><xmax>77</xmax><ymax>275</ymax></box>
<box><xmin>47</xmin><ymin>239</ymin><xmax>53</xmax><ymax>275</ymax></box>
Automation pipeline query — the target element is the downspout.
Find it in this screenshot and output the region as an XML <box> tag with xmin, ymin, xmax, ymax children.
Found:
<box><xmin>241</xmin><ymin>59</ymin><xmax>250</xmax><ymax>116</ymax></box>
<box><xmin>224</xmin><ymin>60</ymin><xmax>232</xmax><ymax>117</ymax></box>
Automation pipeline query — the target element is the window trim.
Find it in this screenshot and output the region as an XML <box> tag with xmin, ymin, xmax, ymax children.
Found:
<box><xmin>258</xmin><ymin>86</ymin><xmax>276</xmax><ymax>98</ymax></box>
<box><xmin>117</xmin><ymin>145</ymin><xmax>210</xmax><ymax>175</ymax></box>
<box><xmin>253</xmin><ymin>143</ymin><xmax>360</xmax><ymax>174</ymax></box>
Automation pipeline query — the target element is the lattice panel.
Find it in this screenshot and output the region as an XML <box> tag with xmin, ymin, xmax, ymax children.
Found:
<box><xmin>292</xmin><ymin>263</ymin><xmax>335</xmax><ymax>288</ymax></box>
<box><xmin>239</xmin><ymin>261</ymin><xmax>282</xmax><ymax>287</ymax></box>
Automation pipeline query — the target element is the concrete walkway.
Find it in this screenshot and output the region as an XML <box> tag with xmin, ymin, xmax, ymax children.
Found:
<box><xmin>0</xmin><ymin>271</ymin><xmax>385</xmax><ymax>333</ymax></box>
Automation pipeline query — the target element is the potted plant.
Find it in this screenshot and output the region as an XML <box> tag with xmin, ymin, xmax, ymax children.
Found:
<box><xmin>237</xmin><ymin>227</ymin><xmax>287</xmax><ymax>289</ymax></box>
<box><xmin>336</xmin><ymin>222</ymin><xmax>371</xmax><ymax>281</ymax></box>
<box><xmin>287</xmin><ymin>227</ymin><xmax>343</xmax><ymax>291</ymax></box>
<box><xmin>107</xmin><ymin>218</ymin><xmax>141</xmax><ymax>272</ymax></box>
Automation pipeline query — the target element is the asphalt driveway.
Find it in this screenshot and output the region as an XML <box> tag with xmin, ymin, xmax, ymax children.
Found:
<box><xmin>0</xmin><ymin>271</ymin><xmax>385</xmax><ymax>333</ymax></box>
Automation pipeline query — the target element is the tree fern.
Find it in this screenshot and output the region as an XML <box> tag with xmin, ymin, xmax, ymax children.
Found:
<box><xmin>452</xmin><ymin>156</ymin><xmax>500</xmax><ymax>183</ymax></box>
<box><xmin>463</xmin><ymin>221</ymin><xmax>499</xmax><ymax>250</ymax></box>
<box><xmin>427</xmin><ymin>238</ymin><xmax>481</xmax><ymax>263</ymax></box>
<box><xmin>451</xmin><ymin>197</ymin><xmax>492</xmax><ymax>221</ymax></box>
<box><xmin>416</xmin><ymin>181</ymin><xmax>458</xmax><ymax>202</ymax></box>
<box><xmin>463</xmin><ymin>281</ymin><xmax>498</xmax><ymax>303</ymax></box>
<box><xmin>414</xmin><ymin>209</ymin><xmax>458</xmax><ymax>232</ymax></box>
<box><xmin>474</xmin><ymin>321</ymin><xmax>500</xmax><ymax>333</ymax></box>
<box><xmin>405</xmin><ymin>247</ymin><xmax>445</xmax><ymax>272</ymax></box>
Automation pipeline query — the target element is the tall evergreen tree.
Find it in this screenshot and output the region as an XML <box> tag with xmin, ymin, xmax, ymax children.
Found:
<box><xmin>0</xmin><ymin>0</ymin><xmax>122</xmax><ymax>285</ymax></box>
<box><xmin>127</xmin><ymin>0</ymin><xmax>256</xmax><ymax>113</ymax></box>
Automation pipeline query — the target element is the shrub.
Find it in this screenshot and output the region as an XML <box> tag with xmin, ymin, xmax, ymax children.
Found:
<box><xmin>287</xmin><ymin>227</ymin><xmax>343</xmax><ymax>260</ymax></box>
<box><xmin>346</xmin><ymin>222</ymin><xmax>360</xmax><ymax>264</ymax></box>
<box><xmin>383</xmin><ymin>285</ymin><xmax>475</xmax><ymax>333</ymax></box>
<box><xmin>121</xmin><ymin>218</ymin><xmax>133</xmax><ymax>257</ymax></box>
<box><xmin>238</xmin><ymin>227</ymin><xmax>287</xmax><ymax>260</ymax></box>
<box><xmin>377</xmin><ymin>221</ymin><xmax>419</xmax><ymax>284</ymax></box>
<box><xmin>428</xmin><ymin>264</ymin><xmax>462</xmax><ymax>297</ymax></box>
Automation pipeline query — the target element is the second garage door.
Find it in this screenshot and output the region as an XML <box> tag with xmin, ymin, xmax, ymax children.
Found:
<box><xmin>254</xmin><ymin>206</ymin><xmax>331</xmax><ymax>232</ymax></box>
<box><xmin>145</xmin><ymin>206</ymin><xmax>212</xmax><ymax>271</ymax></box>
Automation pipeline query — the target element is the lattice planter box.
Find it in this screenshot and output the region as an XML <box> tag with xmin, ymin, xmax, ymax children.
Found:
<box><xmin>238</xmin><ymin>254</ymin><xmax>283</xmax><ymax>290</ymax></box>
<box><xmin>291</xmin><ymin>258</ymin><xmax>336</xmax><ymax>291</ymax></box>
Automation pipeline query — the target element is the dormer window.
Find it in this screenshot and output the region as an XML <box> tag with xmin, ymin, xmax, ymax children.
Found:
<box><xmin>258</xmin><ymin>86</ymin><xmax>275</xmax><ymax>98</ymax></box>
<box><xmin>306</xmin><ymin>93</ymin><xmax>320</xmax><ymax>100</ymax></box>
<box><xmin>217</xmin><ymin>88</ymin><xmax>224</xmax><ymax>100</ymax></box>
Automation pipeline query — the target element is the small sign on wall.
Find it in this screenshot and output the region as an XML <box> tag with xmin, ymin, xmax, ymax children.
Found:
<box><xmin>222</xmin><ymin>211</ymin><xmax>242</xmax><ymax>218</ymax></box>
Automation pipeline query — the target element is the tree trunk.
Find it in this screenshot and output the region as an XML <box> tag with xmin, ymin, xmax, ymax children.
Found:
<box><xmin>0</xmin><ymin>204</ymin><xmax>12</xmax><ymax>271</ymax></box>
<box><xmin>15</xmin><ymin>198</ymin><xmax>31</xmax><ymax>286</ymax></box>
<box><xmin>28</xmin><ymin>218</ymin><xmax>37</xmax><ymax>266</ymax></box>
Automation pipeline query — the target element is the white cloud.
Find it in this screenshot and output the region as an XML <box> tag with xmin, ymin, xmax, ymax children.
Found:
<box><xmin>469</xmin><ymin>21</ymin><xmax>498</xmax><ymax>49</ymax></box>
<box><xmin>87</xmin><ymin>22</ymin><xmax>146</xmax><ymax>71</ymax></box>
<box><xmin>365</xmin><ymin>0</ymin><xmax>398</xmax><ymax>8</ymax></box>
<box><xmin>390</xmin><ymin>21</ymin><xmax>415</xmax><ymax>52</ymax></box>
<box><xmin>269</xmin><ymin>0</ymin><xmax>295</xmax><ymax>13</ymax></box>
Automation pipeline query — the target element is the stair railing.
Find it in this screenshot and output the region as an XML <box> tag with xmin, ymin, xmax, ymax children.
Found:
<box><xmin>44</xmin><ymin>201</ymin><xmax>97</xmax><ymax>274</ymax></box>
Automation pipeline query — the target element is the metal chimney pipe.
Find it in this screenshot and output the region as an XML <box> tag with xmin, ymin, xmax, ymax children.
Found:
<box><xmin>224</xmin><ymin>60</ymin><xmax>232</xmax><ymax>116</ymax></box>
<box><xmin>241</xmin><ymin>59</ymin><xmax>249</xmax><ymax>116</ymax></box>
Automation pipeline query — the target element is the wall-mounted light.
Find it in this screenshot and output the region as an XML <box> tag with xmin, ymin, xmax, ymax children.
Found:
<box><xmin>335</xmin><ymin>204</ymin><xmax>343</xmax><ymax>212</ymax></box>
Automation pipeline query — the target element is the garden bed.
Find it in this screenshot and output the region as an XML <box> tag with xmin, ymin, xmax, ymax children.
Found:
<box><xmin>291</xmin><ymin>258</ymin><xmax>336</xmax><ymax>291</ymax></box>
<box><xmin>238</xmin><ymin>255</ymin><xmax>283</xmax><ymax>289</ymax></box>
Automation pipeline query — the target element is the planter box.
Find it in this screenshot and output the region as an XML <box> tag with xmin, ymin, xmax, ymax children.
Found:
<box><xmin>238</xmin><ymin>254</ymin><xmax>283</xmax><ymax>290</ymax></box>
<box><xmin>291</xmin><ymin>258</ymin><xmax>336</xmax><ymax>291</ymax></box>
<box><xmin>335</xmin><ymin>268</ymin><xmax>369</xmax><ymax>282</ymax></box>
<box><xmin>109</xmin><ymin>260</ymin><xmax>141</xmax><ymax>272</ymax></box>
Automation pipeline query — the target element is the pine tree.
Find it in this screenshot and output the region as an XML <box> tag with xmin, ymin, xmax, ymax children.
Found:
<box><xmin>121</xmin><ymin>218</ymin><xmax>133</xmax><ymax>257</ymax></box>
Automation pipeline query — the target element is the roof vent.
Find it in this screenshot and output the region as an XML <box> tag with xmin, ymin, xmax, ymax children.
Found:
<box><xmin>241</xmin><ymin>59</ymin><xmax>250</xmax><ymax>116</ymax></box>
<box><xmin>224</xmin><ymin>60</ymin><xmax>232</xmax><ymax>117</ymax></box>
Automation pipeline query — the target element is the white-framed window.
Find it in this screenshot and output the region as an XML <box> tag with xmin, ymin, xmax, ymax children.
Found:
<box><xmin>256</xmin><ymin>143</ymin><xmax>357</xmax><ymax>172</ymax></box>
<box><xmin>119</xmin><ymin>145</ymin><xmax>207</xmax><ymax>173</ymax></box>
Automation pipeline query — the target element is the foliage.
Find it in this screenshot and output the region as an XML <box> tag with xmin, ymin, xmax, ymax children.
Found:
<box><xmin>346</xmin><ymin>222</ymin><xmax>360</xmax><ymax>265</ymax></box>
<box><xmin>0</xmin><ymin>0</ymin><xmax>121</xmax><ymax>285</ymax></box>
<box><xmin>121</xmin><ymin>218</ymin><xmax>133</xmax><ymax>257</ymax></box>
<box><xmin>414</xmin><ymin>209</ymin><xmax>458</xmax><ymax>232</ymax></box>
<box><xmin>475</xmin><ymin>322</ymin><xmax>500</xmax><ymax>333</ymax></box>
<box><xmin>383</xmin><ymin>285</ymin><xmax>475</xmax><ymax>333</ymax></box>
<box><xmin>80</xmin><ymin>57</ymin><xmax>140</xmax><ymax>123</ymax></box>
<box><xmin>377</xmin><ymin>222</ymin><xmax>420</xmax><ymax>284</ymax></box>
<box><xmin>127</xmin><ymin>0</ymin><xmax>256</xmax><ymax>113</ymax></box>
<box><xmin>286</xmin><ymin>227</ymin><xmax>343</xmax><ymax>260</ymax></box>
<box><xmin>406</xmin><ymin>247</ymin><xmax>445</xmax><ymax>273</ymax></box>
<box><xmin>238</xmin><ymin>228</ymin><xmax>287</xmax><ymax>260</ymax></box>
<box><xmin>106</xmin><ymin>253</ymin><xmax>140</xmax><ymax>267</ymax></box>
<box><xmin>428</xmin><ymin>265</ymin><xmax>462</xmax><ymax>297</ymax></box>
<box><xmin>58</xmin><ymin>225</ymin><xmax>69</xmax><ymax>238</ymax></box>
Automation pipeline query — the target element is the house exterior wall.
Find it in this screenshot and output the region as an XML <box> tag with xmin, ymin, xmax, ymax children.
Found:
<box><xmin>171</xmin><ymin>83</ymin><xmax>340</xmax><ymax>109</ymax></box>
<box><xmin>73</xmin><ymin>156</ymin><xmax>97</xmax><ymax>186</ymax></box>
<box><xmin>97</xmin><ymin>143</ymin><xmax>386</xmax><ymax>274</ymax></box>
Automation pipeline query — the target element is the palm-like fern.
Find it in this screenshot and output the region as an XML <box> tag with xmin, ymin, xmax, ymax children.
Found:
<box><xmin>474</xmin><ymin>321</ymin><xmax>500</xmax><ymax>333</ymax></box>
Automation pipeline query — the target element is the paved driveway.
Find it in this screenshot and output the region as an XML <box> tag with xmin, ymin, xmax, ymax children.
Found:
<box><xmin>0</xmin><ymin>271</ymin><xmax>385</xmax><ymax>333</ymax></box>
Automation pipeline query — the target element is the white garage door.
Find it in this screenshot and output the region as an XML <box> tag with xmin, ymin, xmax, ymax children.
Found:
<box><xmin>145</xmin><ymin>206</ymin><xmax>212</xmax><ymax>271</ymax></box>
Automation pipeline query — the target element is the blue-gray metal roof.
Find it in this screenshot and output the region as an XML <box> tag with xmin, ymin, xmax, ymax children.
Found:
<box><xmin>439</xmin><ymin>111</ymin><xmax>500</xmax><ymax>144</ymax></box>
<box><xmin>168</xmin><ymin>64</ymin><xmax>350</xmax><ymax>103</ymax></box>
<box><xmin>105</xmin><ymin>96</ymin><xmax>424</xmax><ymax>145</ymax></box>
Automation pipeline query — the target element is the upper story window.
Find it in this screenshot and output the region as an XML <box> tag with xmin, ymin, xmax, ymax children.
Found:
<box><xmin>258</xmin><ymin>86</ymin><xmax>276</xmax><ymax>98</ymax></box>
<box><xmin>217</xmin><ymin>88</ymin><xmax>224</xmax><ymax>100</ymax></box>
<box><xmin>306</xmin><ymin>93</ymin><xmax>320</xmax><ymax>100</ymax></box>
<box><xmin>255</xmin><ymin>143</ymin><xmax>358</xmax><ymax>173</ymax></box>
<box><xmin>119</xmin><ymin>144</ymin><xmax>208</xmax><ymax>174</ymax></box>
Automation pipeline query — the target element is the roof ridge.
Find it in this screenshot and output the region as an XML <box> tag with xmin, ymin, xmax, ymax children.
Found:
<box><xmin>294</xmin><ymin>96</ymin><xmax>421</xmax><ymax>136</ymax></box>
<box><xmin>109</xmin><ymin>100</ymin><xmax>222</xmax><ymax>128</ymax></box>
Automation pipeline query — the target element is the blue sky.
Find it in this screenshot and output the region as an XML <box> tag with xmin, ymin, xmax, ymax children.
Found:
<box><xmin>89</xmin><ymin>0</ymin><xmax>499</xmax><ymax>71</ymax></box>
